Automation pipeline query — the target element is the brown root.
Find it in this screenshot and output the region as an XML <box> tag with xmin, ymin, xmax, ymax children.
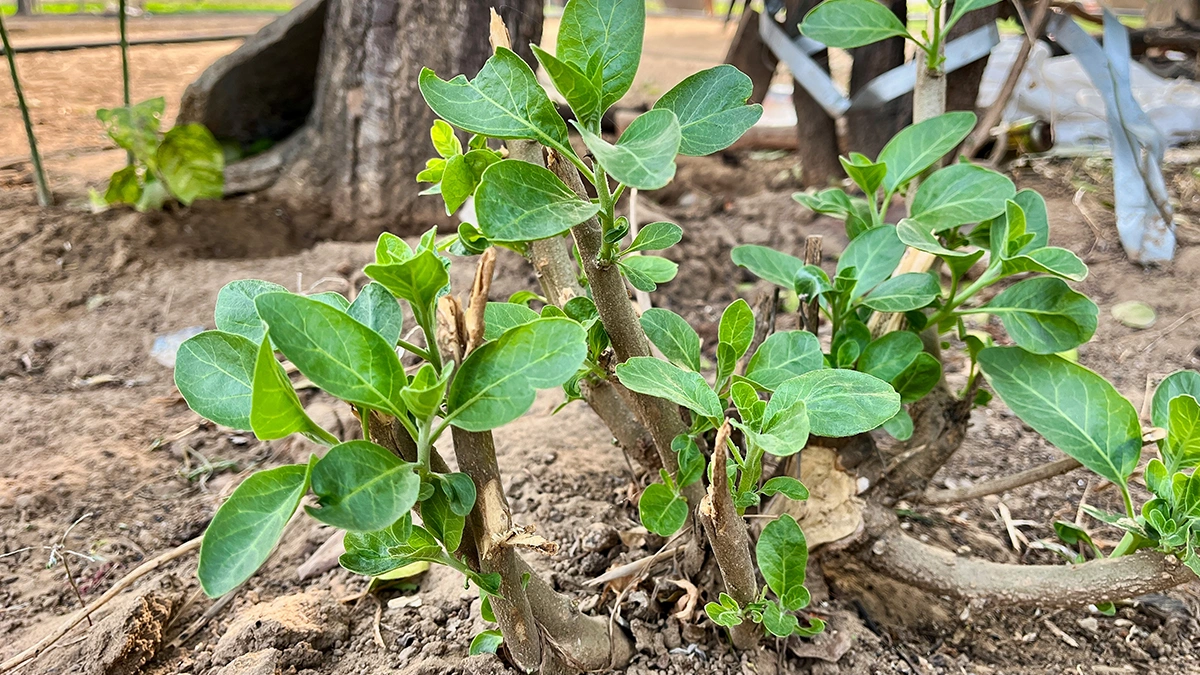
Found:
<box><xmin>921</xmin><ymin>456</ymin><xmax>1083</xmax><ymax>505</ymax></box>
<box><xmin>862</xmin><ymin>510</ymin><xmax>1195</xmax><ymax>607</ymax></box>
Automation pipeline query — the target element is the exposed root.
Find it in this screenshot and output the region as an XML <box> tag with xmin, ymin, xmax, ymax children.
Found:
<box><xmin>864</xmin><ymin>516</ymin><xmax>1195</xmax><ymax>607</ymax></box>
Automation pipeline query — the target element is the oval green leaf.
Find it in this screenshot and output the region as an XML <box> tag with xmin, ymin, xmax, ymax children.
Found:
<box><xmin>174</xmin><ymin>330</ymin><xmax>257</xmax><ymax>431</ymax></box>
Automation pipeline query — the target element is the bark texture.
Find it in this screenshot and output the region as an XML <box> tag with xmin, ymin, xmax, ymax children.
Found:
<box><xmin>786</xmin><ymin>0</ymin><xmax>841</xmax><ymax>185</ymax></box>
<box><xmin>264</xmin><ymin>0</ymin><xmax>542</xmax><ymax>240</ymax></box>
<box><xmin>845</xmin><ymin>0</ymin><xmax>909</xmax><ymax>158</ymax></box>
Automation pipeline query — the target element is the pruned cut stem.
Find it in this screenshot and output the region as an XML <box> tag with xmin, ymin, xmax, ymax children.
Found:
<box><xmin>0</xmin><ymin>13</ymin><xmax>52</xmax><ymax>207</ymax></box>
<box><xmin>699</xmin><ymin>421</ymin><xmax>759</xmax><ymax>650</ymax></box>
<box><xmin>921</xmin><ymin>456</ymin><xmax>1083</xmax><ymax>505</ymax></box>
<box><xmin>868</xmin><ymin>521</ymin><xmax>1195</xmax><ymax>607</ymax></box>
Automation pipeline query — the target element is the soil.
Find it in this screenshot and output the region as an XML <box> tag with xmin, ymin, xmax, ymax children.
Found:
<box><xmin>3</xmin><ymin>10</ymin><xmax>1200</xmax><ymax>675</ymax></box>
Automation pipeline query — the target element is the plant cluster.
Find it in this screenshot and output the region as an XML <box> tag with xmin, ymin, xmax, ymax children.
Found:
<box><xmin>94</xmin><ymin>97</ymin><xmax>224</xmax><ymax>211</ymax></box>
<box><xmin>172</xmin><ymin>0</ymin><xmax>1199</xmax><ymax>667</ymax></box>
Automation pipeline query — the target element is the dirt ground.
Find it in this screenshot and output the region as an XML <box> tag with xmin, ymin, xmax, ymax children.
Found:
<box><xmin>3</xmin><ymin>10</ymin><xmax>1200</xmax><ymax>675</ymax></box>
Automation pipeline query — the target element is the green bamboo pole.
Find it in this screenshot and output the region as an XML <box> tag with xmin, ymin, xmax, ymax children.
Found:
<box><xmin>0</xmin><ymin>12</ymin><xmax>52</xmax><ymax>207</ymax></box>
<box><xmin>119</xmin><ymin>0</ymin><xmax>132</xmax><ymax>165</ymax></box>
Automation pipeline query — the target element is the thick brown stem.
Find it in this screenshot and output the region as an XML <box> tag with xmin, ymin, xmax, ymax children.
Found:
<box><xmin>699</xmin><ymin>421</ymin><xmax>759</xmax><ymax>650</ymax></box>
<box><xmin>547</xmin><ymin>152</ymin><xmax>699</xmax><ymax>507</ymax></box>
<box><xmin>802</xmin><ymin>235</ymin><xmax>822</xmax><ymax>334</ymax></box>
<box><xmin>508</xmin><ymin>140</ymin><xmax>659</xmax><ymax>471</ymax></box>
<box><xmin>921</xmin><ymin>456</ymin><xmax>1082</xmax><ymax>505</ymax></box>
<box><xmin>438</xmin><ymin>268</ymin><xmax>633</xmax><ymax>672</ymax></box>
<box><xmin>866</xmin><ymin>519</ymin><xmax>1195</xmax><ymax>607</ymax></box>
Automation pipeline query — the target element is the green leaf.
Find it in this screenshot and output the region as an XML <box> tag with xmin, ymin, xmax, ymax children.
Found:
<box><xmin>859</xmin><ymin>331</ymin><xmax>923</xmax><ymax>383</ymax></box>
<box><xmin>910</xmin><ymin>164</ymin><xmax>1015</xmax><ymax>232</ymax></box>
<box><xmin>214</xmin><ymin>279</ymin><xmax>289</xmax><ymax>344</ymax></box>
<box><xmin>135</xmin><ymin>175</ymin><xmax>169</xmax><ymax>212</ymax></box>
<box><xmin>674</xmin><ymin>435</ymin><xmax>705</xmax><ymax>487</ymax></box>
<box><xmin>836</xmin><ymin>225</ymin><xmax>906</xmax><ymax>298</ymax></box>
<box><xmin>750</xmin><ymin>392</ymin><xmax>810</xmax><ymax>457</ymax></box>
<box><xmin>96</xmin><ymin>97</ymin><xmax>164</xmax><ymax>161</ymax></box>
<box><xmin>157</xmin><ymin>124</ymin><xmax>224</xmax><ymax>205</ymax></box>
<box><xmin>418</xmin><ymin>47</ymin><xmax>570</xmax><ymax>149</ymax></box>
<box><xmin>174</xmin><ymin>330</ymin><xmax>256</xmax><ymax>430</ymax></box>
<box><xmin>756</xmin><ymin>514</ymin><xmax>811</xmax><ymax>611</ymax></box>
<box><xmin>896</xmin><ymin>218</ymin><xmax>983</xmax><ymax>262</ymax></box>
<box><xmin>1151</xmin><ymin>371</ymin><xmax>1200</xmax><ymax>429</ymax></box>
<box><xmin>794</xmin><ymin>187</ymin><xmax>853</xmax><ymax>217</ymax></box>
<box><xmin>250</xmin><ymin>337</ymin><xmax>336</xmax><ymax>444</ymax></box>
<box><xmin>339</xmin><ymin>516</ymin><xmax>419</xmax><ymax>577</ymax></box>
<box><xmin>430</xmin><ymin>119</ymin><xmax>462</xmax><ymax>159</ymax></box>
<box><xmin>474</xmin><ymin>159</ymin><xmax>600</xmax><ymax>243</ymax></box>
<box><xmin>440</xmin><ymin>150</ymin><xmax>499</xmax><ymax>215</ymax></box>
<box><xmin>761</xmin><ymin>601</ymin><xmax>800</xmax><ymax>638</ymax></box>
<box><xmin>883</xmin><ymin>408</ymin><xmax>914</xmax><ymax>440</ymax></box>
<box><xmin>1013</xmin><ymin>189</ymin><xmax>1049</xmax><ymax>250</ymax></box>
<box><xmin>557</xmin><ymin>0</ymin><xmax>645</xmax><ymax>111</ymax></box>
<box><xmin>615</xmin><ymin>357</ymin><xmax>723</xmax><ymax>419</ymax></box>
<box><xmin>704</xmin><ymin>593</ymin><xmax>743</xmax><ymax>627</ymax></box>
<box><xmin>1001</xmin><ymin>247</ymin><xmax>1089</xmax><ymax>282</ymax></box>
<box><xmin>800</xmin><ymin>0</ymin><xmax>910</xmax><ymax>49</ymax></box>
<box><xmin>640</xmin><ymin>308</ymin><xmax>702</xmax><ymax>372</ymax></box>
<box><xmin>447</xmin><ymin>318</ymin><xmax>587</xmax><ymax>431</ymax></box>
<box><xmin>892</xmin><ymin>352</ymin><xmax>942</xmax><ymax>403</ymax></box>
<box><xmin>719</xmin><ymin>299</ymin><xmax>756</xmax><ymax>362</ymax></box>
<box><xmin>308</xmin><ymin>291</ymin><xmax>351</xmax><ymax>312</ymax></box>
<box><xmin>347</xmin><ymin>282</ymin><xmax>404</xmax><ymax>346</ymax></box>
<box><xmin>731</xmin><ymin>245</ymin><xmax>804</xmax><ymax>290</ymax></box>
<box><xmin>780</xmin><ymin>369</ymin><xmax>900</xmax><ymax>437</ymax></box>
<box><xmin>420</xmin><ymin>481</ymin><xmax>466</xmax><ymax>553</ymax></box>
<box><xmin>840</xmin><ymin>153</ymin><xmax>887</xmax><ymax>196</ymax></box>
<box><xmin>744</xmin><ymin>331</ymin><xmax>824</xmax><ymax>391</ymax></box>
<box><xmin>531</xmin><ymin>45</ymin><xmax>603</xmax><ymax>131</ymax></box>
<box><xmin>400</xmin><ymin>363</ymin><xmax>450</xmax><ymax>421</ymax></box>
<box><xmin>375</xmin><ymin>232</ymin><xmax>414</xmax><ymax>265</ymax></box>
<box><xmin>653</xmin><ymin>64</ymin><xmax>763</xmax><ymax>156</ymax></box>
<box><xmin>432</xmin><ymin>472</ymin><xmax>478</xmax><ymax>517</ymax></box>
<box><xmin>577</xmin><ymin>109</ymin><xmax>680</xmax><ymax>190</ymax></box>
<box><xmin>948</xmin><ymin>0</ymin><xmax>1004</xmax><ymax>30</ymax></box>
<box><xmin>255</xmin><ymin>292</ymin><xmax>408</xmax><ymax>418</ymax></box>
<box><xmin>364</xmin><ymin>248</ymin><xmax>450</xmax><ymax>333</ymax></box>
<box><xmin>762</xmin><ymin>476</ymin><xmax>809</xmax><ymax>501</ymax></box>
<box><xmin>624</xmin><ymin>221</ymin><xmax>682</xmax><ymax>255</ymax></box>
<box><xmin>979</xmin><ymin>347</ymin><xmax>1141</xmax><ymax>487</ymax></box>
<box><xmin>1165</xmin><ymin>395</ymin><xmax>1200</xmax><ymax>472</ymax></box>
<box><xmin>308</xmin><ymin>440</ymin><xmax>421</xmax><ymax>532</ymax></box>
<box><xmin>618</xmin><ymin>255</ymin><xmax>678</xmax><ymax>292</ymax></box>
<box><xmin>198</xmin><ymin>463</ymin><xmax>310</xmax><ymax>597</ymax></box>
<box><xmin>483</xmin><ymin>302</ymin><xmax>540</xmax><ymax>341</ymax></box>
<box><xmin>860</xmin><ymin>272</ymin><xmax>941</xmax><ymax>312</ymax></box>
<box><xmin>104</xmin><ymin>165</ymin><xmax>142</xmax><ymax>205</ymax></box>
<box><xmin>639</xmin><ymin>481</ymin><xmax>688</xmax><ymax>537</ymax></box>
<box><xmin>983</xmin><ymin>277</ymin><xmax>1098</xmax><ymax>354</ymax></box>
<box><xmin>877</xmin><ymin>112</ymin><xmax>977</xmax><ymax>194</ymax></box>
<box><xmin>469</xmin><ymin>630</ymin><xmax>504</xmax><ymax>656</ymax></box>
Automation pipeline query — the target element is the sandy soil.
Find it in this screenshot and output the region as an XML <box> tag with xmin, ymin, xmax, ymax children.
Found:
<box><xmin>2</xmin><ymin>9</ymin><xmax>1200</xmax><ymax>675</ymax></box>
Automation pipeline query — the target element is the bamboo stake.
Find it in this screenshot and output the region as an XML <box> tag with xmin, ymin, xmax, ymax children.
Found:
<box><xmin>118</xmin><ymin>0</ymin><xmax>132</xmax><ymax>165</ymax></box>
<box><xmin>0</xmin><ymin>12</ymin><xmax>52</xmax><ymax>206</ymax></box>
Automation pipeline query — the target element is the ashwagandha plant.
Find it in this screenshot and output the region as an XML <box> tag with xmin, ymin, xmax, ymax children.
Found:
<box><xmin>93</xmin><ymin>97</ymin><xmax>224</xmax><ymax>211</ymax></box>
<box><xmin>173</xmin><ymin>0</ymin><xmax>1199</xmax><ymax>669</ymax></box>
<box><xmin>732</xmin><ymin>109</ymin><xmax>1097</xmax><ymax>444</ymax></box>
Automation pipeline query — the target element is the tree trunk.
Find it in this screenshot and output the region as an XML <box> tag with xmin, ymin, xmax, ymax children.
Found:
<box><xmin>270</xmin><ymin>0</ymin><xmax>542</xmax><ymax>240</ymax></box>
<box><xmin>16</xmin><ymin>0</ymin><xmax>34</xmax><ymax>16</ymax></box>
<box><xmin>182</xmin><ymin>0</ymin><xmax>541</xmax><ymax>240</ymax></box>
<box><xmin>945</xmin><ymin>1</ymin><xmax>1001</xmax><ymax>114</ymax></box>
<box><xmin>845</xmin><ymin>0</ymin><xmax>909</xmax><ymax>158</ymax></box>
<box><xmin>786</xmin><ymin>0</ymin><xmax>842</xmax><ymax>186</ymax></box>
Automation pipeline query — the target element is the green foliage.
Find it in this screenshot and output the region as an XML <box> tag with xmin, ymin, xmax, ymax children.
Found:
<box><xmin>446</xmin><ymin>318</ymin><xmax>587</xmax><ymax>432</ymax></box>
<box><xmin>577</xmin><ymin>109</ymin><xmax>680</xmax><ymax>190</ymax></box>
<box><xmin>96</xmin><ymin>97</ymin><xmax>224</xmax><ymax>210</ymax></box>
<box><xmin>652</xmin><ymin>65</ymin><xmax>763</xmax><ymax>156</ymax></box>
<box><xmin>174</xmin><ymin>330</ymin><xmax>257</xmax><ymax>431</ymax></box>
<box><xmin>615</xmin><ymin>357</ymin><xmax>723</xmax><ymax>419</ymax></box>
<box><xmin>979</xmin><ymin>349</ymin><xmax>1141</xmax><ymax>497</ymax></box>
<box><xmin>307</xmin><ymin>441</ymin><xmax>421</xmax><ymax>532</ymax></box>
<box><xmin>198</xmin><ymin>462</ymin><xmax>311</xmax><ymax>597</ymax></box>
<box><xmin>474</xmin><ymin>160</ymin><xmax>600</xmax><ymax>242</ymax></box>
<box><xmin>640</xmin><ymin>308</ymin><xmax>702</xmax><ymax>372</ymax></box>
<box><xmin>800</xmin><ymin>0</ymin><xmax>910</xmax><ymax>49</ymax></box>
